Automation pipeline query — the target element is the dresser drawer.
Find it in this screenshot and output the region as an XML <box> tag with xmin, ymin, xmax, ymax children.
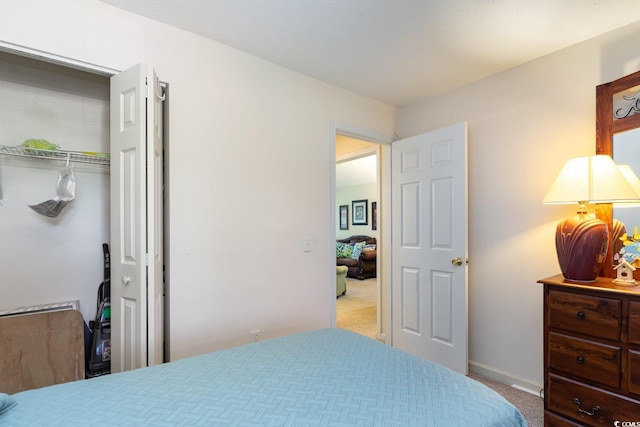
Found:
<box><xmin>544</xmin><ymin>411</ymin><xmax>585</xmax><ymax>426</ymax></box>
<box><xmin>548</xmin><ymin>290</ymin><xmax>621</xmax><ymax>341</ymax></box>
<box><xmin>549</xmin><ymin>332</ymin><xmax>621</xmax><ymax>388</ymax></box>
<box><xmin>548</xmin><ymin>374</ymin><xmax>640</xmax><ymax>425</ymax></box>
<box><xmin>630</xmin><ymin>301</ymin><xmax>640</xmax><ymax>345</ymax></box>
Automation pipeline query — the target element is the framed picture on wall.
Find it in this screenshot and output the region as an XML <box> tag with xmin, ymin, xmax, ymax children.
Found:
<box><xmin>339</xmin><ymin>205</ymin><xmax>349</xmax><ymax>230</ymax></box>
<box><xmin>352</xmin><ymin>199</ymin><xmax>368</xmax><ymax>225</ymax></box>
<box><xmin>372</xmin><ymin>201</ymin><xmax>377</xmax><ymax>230</ymax></box>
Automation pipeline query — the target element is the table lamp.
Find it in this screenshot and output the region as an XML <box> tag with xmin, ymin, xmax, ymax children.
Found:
<box><xmin>543</xmin><ymin>155</ymin><xmax>640</xmax><ymax>282</ymax></box>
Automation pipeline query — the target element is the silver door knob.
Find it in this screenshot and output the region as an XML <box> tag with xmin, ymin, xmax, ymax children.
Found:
<box><xmin>122</xmin><ymin>275</ymin><xmax>131</xmax><ymax>285</ymax></box>
<box><xmin>451</xmin><ymin>257</ymin><xmax>463</xmax><ymax>266</ymax></box>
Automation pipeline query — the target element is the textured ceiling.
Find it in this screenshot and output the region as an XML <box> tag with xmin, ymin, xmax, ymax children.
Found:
<box><xmin>100</xmin><ymin>0</ymin><xmax>640</xmax><ymax>106</ymax></box>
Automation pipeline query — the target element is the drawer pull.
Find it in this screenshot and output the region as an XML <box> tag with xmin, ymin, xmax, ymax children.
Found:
<box><xmin>576</xmin><ymin>356</ymin><xmax>585</xmax><ymax>364</ymax></box>
<box><xmin>576</xmin><ymin>311</ymin><xmax>585</xmax><ymax>319</ymax></box>
<box><xmin>572</xmin><ymin>397</ymin><xmax>600</xmax><ymax>416</ymax></box>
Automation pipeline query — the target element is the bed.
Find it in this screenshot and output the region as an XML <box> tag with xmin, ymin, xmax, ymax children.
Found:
<box><xmin>0</xmin><ymin>328</ymin><xmax>527</xmax><ymax>426</ymax></box>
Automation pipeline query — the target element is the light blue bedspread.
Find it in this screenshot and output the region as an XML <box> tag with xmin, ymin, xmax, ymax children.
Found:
<box><xmin>0</xmin><ymin>328</ymin><xmax>527</xmax><ymax>426</ymax></box>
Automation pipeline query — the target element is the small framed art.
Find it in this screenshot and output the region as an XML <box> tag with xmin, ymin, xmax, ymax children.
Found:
<box><xmin>352</xmin><ymin>199</ymin><xmax>368</xmax><ymax>225</ymax></box>
<box><xmin>372</xmin><ymin>201</ymin><xmax>377</xmax><ymax>230</ymax></box>
<box><xmin>339</xmin><ymin>205</ymin><xmax>349</xmax><ymax>230</ymax></box>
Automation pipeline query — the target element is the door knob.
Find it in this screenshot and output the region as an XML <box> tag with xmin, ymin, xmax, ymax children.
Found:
<box><xmin>122</xmin><ymin>275</ymin><xmax>131</xmax><ymax>285</ymax></box>
<box><xmin>451</xmin><ymin>257</ymin><xmax>463</xmax><ymax>266</ymax></box>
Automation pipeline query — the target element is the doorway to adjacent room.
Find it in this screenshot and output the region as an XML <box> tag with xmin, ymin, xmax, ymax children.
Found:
<box><xmin>335</xmin><ymin>135</ymin><xmax>380</xmax><ymax>340</ymax></box>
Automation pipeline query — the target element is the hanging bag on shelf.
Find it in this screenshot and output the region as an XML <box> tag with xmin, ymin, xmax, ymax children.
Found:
<box><xmin>28</xmin><ymin>164</ymin><xmax>76</xmax><ymax>218</ymax></box>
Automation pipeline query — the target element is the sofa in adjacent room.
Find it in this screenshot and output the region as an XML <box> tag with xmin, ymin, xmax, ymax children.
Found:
<box><xmin>336</xmin><ymin>235</ymin><xmax>377</xmax><ymax>280</ymax></box>
<box><xmin>336</xmin><ymin>265</ymin><xmax>348</xmax><ymax>297</ymax></box>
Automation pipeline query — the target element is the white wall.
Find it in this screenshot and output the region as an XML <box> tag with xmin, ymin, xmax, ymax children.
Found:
<box><xmin>336</xmin><ymin>182</ymin><xmax>378</xmax><ymax>240</ymax></box>
<box><xmin>0</xmin><ymin>0</ymin><xmax>396</xmax><ymax>361</ymax></box>
<box><xmin>0</xmin><ymin>52</ymin><xmax>110</xmax><ymax>322</ymax></box>
<box><xmin>396</xmin><ymin>20</ymin><xmax>640</xmax><ymax>388</ymax></box>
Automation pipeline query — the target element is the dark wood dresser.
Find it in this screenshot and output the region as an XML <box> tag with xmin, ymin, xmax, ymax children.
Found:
<box><xmin>538</xmin><ymin>274</ymin><xmax>640</xmax><ymax>426</ymax></box>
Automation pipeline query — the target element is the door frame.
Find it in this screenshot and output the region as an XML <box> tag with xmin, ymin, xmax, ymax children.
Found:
<box><xmin>330</xmin><ymin>121</ymin><xmax>393</xmax><ymax>342</ymax></box>
<box><xmin>0</xmin><ymin>42</ymin><xmax>119</xmax><ymax>76</ymax></box>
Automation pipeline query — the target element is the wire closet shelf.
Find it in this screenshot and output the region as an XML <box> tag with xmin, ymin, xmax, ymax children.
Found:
<box><xmin>0</xmin><ymin>145</ymin><xmax>110</xmax><ymax>166</ymax></box>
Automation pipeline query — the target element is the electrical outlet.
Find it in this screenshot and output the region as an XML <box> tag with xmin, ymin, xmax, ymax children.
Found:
<box><xmin>250</xmin><ymin>330</ymin><xmax>261</xmax><ymax>343</ymax></box>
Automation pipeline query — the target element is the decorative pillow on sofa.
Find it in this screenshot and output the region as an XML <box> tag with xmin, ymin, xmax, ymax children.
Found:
<box><xmin>336</xmin><ymin>242</ymin><xmax>354</xmax><ymax>258</ymax></box>
<box><xmin>340</xmin><ymin>244</ymin><xmax>354</xmax><ymax>258</ymax></box>
<box><xmin>350</xmin><ymin>241</ymin><xmax>366</xmax><ymax>259</ymax></box>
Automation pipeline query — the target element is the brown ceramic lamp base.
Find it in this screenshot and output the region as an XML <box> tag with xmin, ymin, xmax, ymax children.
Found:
<box><xmin>555</xmin><ymin>214</ymin><xmax>609</xmax><ymax>282</ymax></box>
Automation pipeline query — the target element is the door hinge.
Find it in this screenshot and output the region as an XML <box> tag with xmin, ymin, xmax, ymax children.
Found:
<box><xmin>145</xmin><ymin>253</ymin><xmax>149</xmax><ymax>266</ymax></box>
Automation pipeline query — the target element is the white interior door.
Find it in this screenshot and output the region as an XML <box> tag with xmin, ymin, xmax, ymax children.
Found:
<box><xmin>110</xmin><ymin>64</ymin><xmax>164</xmax><ymax>372</ymax></box>
<box><xmin>391</xmin><ymin>122</ymin><xmax>468</xmax><ymax>373</ymax></box>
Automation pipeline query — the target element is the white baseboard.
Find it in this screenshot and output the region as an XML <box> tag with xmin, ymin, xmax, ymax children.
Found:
<box><xmin>469</xmin><ymin>360</ymin><xmax>543</xmax><ymax>397</ymax></box>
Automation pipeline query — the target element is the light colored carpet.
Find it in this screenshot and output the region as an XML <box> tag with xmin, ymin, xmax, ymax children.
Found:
<box><xmin>469</xmin><ymin>373</ymin><xmax>544</xmax><ymax>427</ymax></box>
<box><xmin>336</xmin><ymin>276</ymin><xmax>544</xmax><ymax>426</ymax></box>
<box><xmin>336</xmin><ymin>277</ymin><xmax>377</xmax><ymax>340</ymax></box>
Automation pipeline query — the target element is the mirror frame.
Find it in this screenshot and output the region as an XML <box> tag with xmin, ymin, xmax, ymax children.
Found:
<box><xmin>596</xmin><ymin>69</ymin><xmax>640</xmax><ymax>278</ymax></box>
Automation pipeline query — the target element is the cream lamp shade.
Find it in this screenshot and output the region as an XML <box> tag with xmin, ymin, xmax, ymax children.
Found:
<box><xmin>543</xmin><ymin>155</ymin><xmax>640</xmax><ymax>282</ymax></box>
<box><xmin>543</xmin><ymin>155</ymin><xmax>640</xmax><ymax>207</ymax></box>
